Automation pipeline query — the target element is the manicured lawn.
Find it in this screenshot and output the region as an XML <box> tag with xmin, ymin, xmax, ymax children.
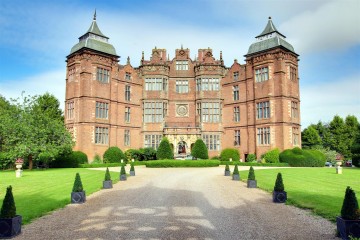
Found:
<box><xmin>0</xmin><ymin>168</ymin><xmax>119</xmax><ymax>224</ymax></box>
<box><xmin>239</xmin><ymin>167</ymin><xmax>360</xmax><ymax>221</ymax></box>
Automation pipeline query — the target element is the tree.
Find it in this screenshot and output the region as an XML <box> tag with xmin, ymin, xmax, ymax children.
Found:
<box><xmin>32</xmin><ymin>93</ymin><xmax>63</xmax><ymax>121</ymax></box>
<box><xmin>103</xmin><ymin>146</ymin><xmax>124</xmax><ymax>163</ymax></box>
<box><xmin>351</xmin><ymin>130</ymin><xmax>360</xmax><ymax>167</ymax></box>
<box><xmin>191</xmin><ymin>139</ymin><xmax>208</xmax><ymax>159</ymax></box>
<box><xmin>0</xmin><ymin>94</ymin><xmax>74</xmax><ymax>169</ymax></box>
<box><xmin>156</xmin><ymin>137</ymin><xmax>173</xmax><ymax>159</ymax></box>
<box><xmin>301</xmin><ymin>126</ymin><xmax>321</xmax><ymax>149</ymax></box>
<box><xmin>329</xmin><ymin>115</ymin><xmax>355</xmax><ymax>159</ymax></box>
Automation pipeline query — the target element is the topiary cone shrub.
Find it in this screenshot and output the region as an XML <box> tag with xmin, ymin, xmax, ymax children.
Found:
<box><xmin>247</xmin><ymin>166</ymin><xmax>257</xmax><ymax>188</ymax></box>
<box><xmin>224</xmin><ymin>163</ymin><xmax>230</xmax><ymax>176</ymax></box>
<box><xmin>191</xmin><ymin>139</ymin><xmax>209</xmax><ymax>160</ymax></box>
<box><xmin>232</xmin><ymin>164</ymin><xmax>240</xmax><ymax>180</ymax></box>
<box><xmin>273</xmin><ymin>172</ymin><xmax>287</xmax><ymax>203</ymax></box>
<box><xmin>120</xmin><ymin>165</ymin><xmax>127</xmax><ymax>181</ymax></box>
<box><xmin>71</xmin><ymin>173</ymin><xmax>86</xmax><ymax>204</ymax></box>
<box><xmin>336</xmin><ymin>186</ymin><xmax>360</xmax><ymax>239</ymax></box>
<box><xmin>103</xmin><ymin>167</ymin><xmax>112</xmax><ymax>189</ymax></box>
<box><xmin>0</xmin><ymin>186</ymin><xmax>22</xmax><ymax>238</ymax></box>
<box><xmin>130</xmin><ymin>162</ymin><xmax>135</xmax><ymax>176</ymax></box>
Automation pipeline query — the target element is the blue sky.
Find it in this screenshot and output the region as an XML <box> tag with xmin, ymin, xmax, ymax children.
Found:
<box><xmin>0</xmin><ymin>0</ymin><xmax>359</xmax><ymax>128</ymax></box>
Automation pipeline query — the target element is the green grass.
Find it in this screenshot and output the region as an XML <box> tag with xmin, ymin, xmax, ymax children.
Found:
<box><xmin>145</xmin><ymin>160</ymin><xmax>220</xmax><ymax>167</ymax></box>
<box><xmin>0</xmin><ymin>168</ymin><xmax>119</xmax><ymax>224</ymax></box>
<box><xmin>239</xmin><ymin>167</ymin><xmax>360</xmax><ymax>221</ymax></box>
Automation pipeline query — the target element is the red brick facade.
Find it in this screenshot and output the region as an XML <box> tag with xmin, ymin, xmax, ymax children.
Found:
<box><xmin>65</xmin><ymin>17</ymin><xmax>301</xmax><ymax>161</ymax></box>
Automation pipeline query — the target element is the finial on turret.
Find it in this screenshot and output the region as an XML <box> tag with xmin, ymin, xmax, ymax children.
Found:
<box><xmin>142</xmin><ymin>51</ymin><xmax>144</xmax><ymax>60</ymax></box>
<box><xmin>220</xmin><ymin>51</ymin><xmax>223</xmax><ymax>60</ymax></box>
<box><xmin>181</xmin><ymin>44</ymin><xmax>183</xmax><ymax>50</ymax></box>
<box><xmin>93</xmin><ymin>9</ymin><xmax>97</xmax><ymax>20</ymax></box>
<box><xmin>269</xmin><ymin>16</ymin><xmax>271</xmax><ymax>20</ymax></box>
<box><xmin>127</xmin><ymin>56</ymin><xmax>130</xmax><ymax>65</ymax></box>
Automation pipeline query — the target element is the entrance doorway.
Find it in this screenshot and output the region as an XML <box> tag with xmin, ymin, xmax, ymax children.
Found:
<box><xmin>178</xmin><ymin>141</ymin><xmax>187</xmax><ymax>154</ymax></box>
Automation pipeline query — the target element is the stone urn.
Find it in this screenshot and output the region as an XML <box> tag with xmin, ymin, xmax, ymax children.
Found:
<box><xmin>15</xmin><ymin>158</ymin><xmax>23</xmax><ymax>178</ymax></box>
<box><xmin>336</xmin><ymin>160</ymin><xmax>343</xmax><ymax>174</ymax></box>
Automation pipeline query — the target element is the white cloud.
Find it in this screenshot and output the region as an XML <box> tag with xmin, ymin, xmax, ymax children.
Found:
<box><xmin>300</xmin><ymin>74</ymin><xmax>360</xmax><ymax>128</ymax></box>
<box><xmin>0</xmin><ymin>70</ymin><xmax>66</xmax><ymax>110</ymax></box>
<box><xmin>281</xmin><ymin>0</ymin><xmax>360</xmax><ymax>54</ymax></box>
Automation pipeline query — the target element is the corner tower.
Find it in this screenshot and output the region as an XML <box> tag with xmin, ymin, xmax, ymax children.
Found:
<box><xmin>244</xmin><ymin>17</ymin><xmax>301</xmax><ymax>158</ymax></box>
<box><xmin>65</xmin><ymin>12</ymin><xmax>124</xmax><ymax>159</ymax></box>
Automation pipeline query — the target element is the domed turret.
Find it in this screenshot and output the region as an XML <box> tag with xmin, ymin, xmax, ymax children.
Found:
<box><xmin>69</xmin><ymin>11</ymin><xmax>117</xmax><ymax>56</ymax></box>
<box><xmin>246</xmin><ymin>17</ymin><xmax>296</xmax><ymax>56</ymax></box>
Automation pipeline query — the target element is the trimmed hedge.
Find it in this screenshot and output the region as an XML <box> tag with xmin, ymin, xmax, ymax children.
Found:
<box><xmin>261</xmin><ymin>148</ymin><xmax>280</xmax><ymax>163</ymax></box>
<box><xmin>145</xmin><ymin>160</ymin><xmax>220</xmax><ymax>168</ymax></box>
<box><xmin>79</xmin><ymin>161</ymin><xmax>147</xmax><ymax>168</ymax></box>
<box><xmin>156</xmin><ymin>138</ymin><xmax>174</xmax><ymax>160</ymax></box>
<box><xmin>220</xmin><ymin>161</ymin><xmax>289</xmax><ymax>167</ymax></box>
<box><xmin>220</xmin><ymin>148</ymin><xmax>240</xmax><ymax>162</ymax></box>
<box><xmin>191</xmin><ymin>139</ymin><xmax>209</xmax><ymax>159</ymax></box>
<box><xmin>279</xmin><ymin>147</ymin><xmax>326</xmax><ymax>167</ymax></box>
<box><xmin>351</xmin><ymin>134</ymin><xmax>360</xmax><ymax>167</ymax></box>
<box><xmin>103</xmin><ymin>146</ymin><xmax>125</xmax><ymax>163</ymax></box>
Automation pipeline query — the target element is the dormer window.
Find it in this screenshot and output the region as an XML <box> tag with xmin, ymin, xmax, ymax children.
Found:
<box><xmin>125</xmin><ymin>72</ymin><xmax>131</xmax><ymax>81</ymax></box>
<box><xmin>176</xmin><ymin>60</ymin><xmax>188</xmax><ymax>70</ymax></box>
<box><xmin>233</xmin><ymin>71</ymin><xmax>239</xmax><ymax>80</ymax></box>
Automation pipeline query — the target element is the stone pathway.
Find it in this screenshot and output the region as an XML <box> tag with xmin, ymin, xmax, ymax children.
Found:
<box><xmin>16</xmin><ymin>166</ymin><xmax>336</xmax><ymax>240</ymax></box>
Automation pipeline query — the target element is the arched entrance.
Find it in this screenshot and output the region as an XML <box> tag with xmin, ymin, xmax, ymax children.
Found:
<box><xmin>178</xmin><ymin>141</ymin><xmax>187</xmax><ymax>155</ymax></box>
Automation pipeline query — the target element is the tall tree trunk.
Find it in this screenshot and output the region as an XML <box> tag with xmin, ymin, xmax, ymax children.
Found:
<box><xmin>28</xmin><ymin>154</ymin><xmax>33</xmax><ymax>170</ymax></box>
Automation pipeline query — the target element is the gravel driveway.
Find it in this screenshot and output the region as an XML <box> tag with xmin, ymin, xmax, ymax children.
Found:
<box><xmin>16</xmin><ymin>166</ymin><xmax>336</xmax><ymax>240</ymax></box>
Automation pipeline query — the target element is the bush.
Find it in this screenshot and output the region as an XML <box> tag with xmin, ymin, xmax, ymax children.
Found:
<box><xmin>73</xmin><ymin>151</ymin><xmax>88</xmax><ymax>164</ymax></box>
<box><xmin>246</xmin><ymin>154</ymin><xmax>256</xmax><ymax>162</ymax></box>
<box><xmin>274</xmin><ymin>173</ymin><xmax>284</xmax><ymax>192</ymax></box>
<box><xmin>140</xmin><ymin>147</ymin><xmax>157</xmax><ymax>161</ymax></box>
<box><xmin>248</xmin><ymin>166</ymin><xmax>255</xmax><ymax>180</ymax></box>
<box><xmin>220</xmin><ymin>148</ymin><xmax>240</xmax><ymax>162</ymax></box>
<box><xmin>262</xmin><ymin>148</ymin><xmax>280</xmax><ymax>163</ymax></box>
<box><xmin>104</xmin><ymin>167</ymin><xmax>111</xmax><ymax>181</ymax></box>
<box><xmin>156</xmin><ymin>138</ymin><xmax>174</xmax><ymax>160</ymax></box>
<box><xmin>72</xmin><ymin>173</ymin><xmax>83</xmax><ymax>192</ymax></box>
<box><xmin>233</xmin><ymin>164</ymin><xmax>239</xmax><ymax>175</ymax></box>
<box><xmin>279</xmin><ymin>148</ymin><xmax>326</xmax><ymax>167</ymax></box>
<box><xmin>103</xmin><ymin>146</ymin><xmax>125</xmax><ymax>163</ymax></box>
<box><xmin>341</xmin><ymin>186</ymin><xmax>359</xmax><ymax>220</ymax></box>
<box><xmin>225</xmin><ymin>163</ymin><xmax>230</xmax><ymax>171</ymax></box>
<box><xmin>120</xmin><ymin>165</ymin><xmax>126</xmax><ymax>175</ymax></box>
<box><xmin>51</xmin><ymin>151</ymin><xmax>88</xmax><ymax>168</ymax></box>
<box><xmin>130</xmin><ymin>162</ymin><xmax>135</xmax><ymax>172</ymax></box>
<box><xmin>0</xmin><ymin>186</ymin><xmax>16</xmax><ymax>218</ymax></box>
<box><xmin>92</xmin><ymin>154</ymin><xmax>102</xmax><ymax>164</ymax></box>
<box><xmin>125</xmin><ymin>149</ymin><xmax>142</xmax><ymax>162</ymax></box>
<box><xmin>145</xmin><ymin>160</ymin><xmax>220</xmax><ymax>168</ymax></box>
<box><xmin>220</xmin><ymin>161</ymin><xmax>289</xmax><ymax>167</ymax></box>
<box><xmin>191</xmin><ymin>139</ymin><xmax>208</xmax><ymax>159</ymax></box>
<box><xmin>79</xmin><ymin>163</ymin><xmax>118</xmax><ymax>168</ymax></box>
<box><xmin>211</xmin><ymin>156</ymin><xmax>220</xmax><ymax>160</ymax></box>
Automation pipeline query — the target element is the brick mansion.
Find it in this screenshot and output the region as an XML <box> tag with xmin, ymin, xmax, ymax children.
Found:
<box><xmin>65</xmin><ymin>14</ymin><xmax>301</xmax><ymax>160</ymax></box>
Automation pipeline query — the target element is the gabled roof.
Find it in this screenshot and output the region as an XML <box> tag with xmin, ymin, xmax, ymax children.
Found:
<box><xmin>256</xmin><ymin>17</ymin><xmax>285</xmax><ymax>38</ymax></box>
